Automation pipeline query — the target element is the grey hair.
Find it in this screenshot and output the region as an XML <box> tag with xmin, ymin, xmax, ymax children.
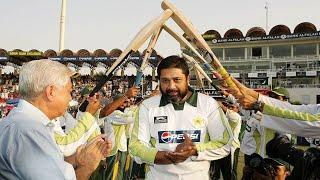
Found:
<box><xmin>19</xmin><ymin>59</ymin><xmax>73</xmax><ymax>100</ymax></box>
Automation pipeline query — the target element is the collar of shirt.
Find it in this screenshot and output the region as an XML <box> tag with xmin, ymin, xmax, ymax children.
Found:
<box><xmin>159</xmin><ymin>87</ymin><xmax>198</xmax><ymax>110</ymax></box>
<box><xmin>17</xmin><ymin>99</ymin><xmax>54</xmax><ymax>128</ymax></box>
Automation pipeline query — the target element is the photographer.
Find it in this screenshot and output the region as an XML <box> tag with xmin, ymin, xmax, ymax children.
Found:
<box><xmin>242</xmin><ymin>153</ymin><xmax>290</xmax><ymax>180</ymax></box>
<box><xmin>266</xmin><ymin>135</ymin><xmax>320</xmax><ymax>180</ymax></box>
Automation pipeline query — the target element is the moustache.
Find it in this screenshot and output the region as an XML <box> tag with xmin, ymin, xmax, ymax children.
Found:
<box><xmin>167</xmin><ymin>90</ymin><xmax>180</xmax><ymax>96</ymax></box>
<box><xmin>167</xmin><ymin>89</ymin><xmax>179</xmax><ymax>94</ymax></box>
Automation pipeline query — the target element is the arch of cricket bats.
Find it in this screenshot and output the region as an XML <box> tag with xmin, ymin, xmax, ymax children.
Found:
<box><xmin>79</xmin><ymin>0</ymin><xmax>235</xmax><ymax>111</ymax></box>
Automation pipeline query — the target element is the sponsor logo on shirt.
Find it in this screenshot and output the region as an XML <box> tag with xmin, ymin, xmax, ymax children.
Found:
<box><xmin>158</xmin><ymin>130</ymin><xmax>201</xmax><ymax>143</ymax></box>
<box><xmin>154</xmin><ymin>116</ymin><xmax>168</xmax><ymax>124</ymax></box>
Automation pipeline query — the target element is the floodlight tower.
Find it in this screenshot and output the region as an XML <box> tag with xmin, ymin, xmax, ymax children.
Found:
<box><xmin>59</xmin><ymin>0</ymin><xmax>67</xmax><ymax>52</ymax></box>
<box><xmin>265</xmin><ymin>1</ymin><xmax>269</xmax><ymax>33</ymax></box>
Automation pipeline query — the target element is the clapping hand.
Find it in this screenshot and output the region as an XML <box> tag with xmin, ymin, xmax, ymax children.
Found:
<box><xmin>75</xmin><ymin>135</ymin><xmax>112</xmax><ymax>172</ymax></box>
<box><xmin>165</xmin><ymin>134</ymin><xmax>197</xmax><ymax>164</ymax></box>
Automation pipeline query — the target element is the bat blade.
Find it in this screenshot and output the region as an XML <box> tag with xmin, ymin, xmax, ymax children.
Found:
<box><xmin>163</xmin><ymin>24</ymin><xmax>214</xmax><ymax>72</ymax></box>
<box><xmin>135</xmin><ymin>27</ymin><xmax>162</xmax><ymax>86</ymax></box>
<box><xmin>107</xmin><ymin>9</ymin><xmax>172</xmax><ymax>77</ymax></box>
<box><xmin>79</xmin><ymin>9</ymin><xmax>173</xmax><ymax>111</ymax></box>
<box><xmin>161</xmin><ymin>0</ymin><xmax>235</xmax><ymax>88</ymax></box>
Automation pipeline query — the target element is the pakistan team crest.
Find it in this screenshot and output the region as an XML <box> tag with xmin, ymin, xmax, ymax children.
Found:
<box><xmin>192</xmin><ymin>117</ymin><xmax>205</xmax><ymax>127</ymax></box>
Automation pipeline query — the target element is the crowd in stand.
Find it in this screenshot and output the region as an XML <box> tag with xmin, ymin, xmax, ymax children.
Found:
<box><xmin>0</xmin><ymin>73</ymin><xmax>155</xmax><ymax>119</ymax></box>
<box><xmin>0</xmin><ymin>73</ymin><xmax>19</xmax><ymax>118</ymax></box>
<box><xmin>0</xmin><ymin>57</ymin><xmax>319</xmax><ymax>180</ymax></box>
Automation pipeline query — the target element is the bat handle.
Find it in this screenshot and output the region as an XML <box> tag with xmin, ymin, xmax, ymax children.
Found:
<box><xmin>203</xmin><ymin>63</ymin><xmax>214</xmax><ymax>72</ymax></box>
<box><xmin>216</xmin><ymin>67</ymin><xmax>237</xmax><ymax>88</ymax></box>
<box><xmin>79</xmin><ymin>100</ymin><xmax>89</xmax><ymax>112</ymax></box>
<box><xmin>210</xmin><ymin>82</ymin><xmax>222</xmax><ymax>92</ymax></box>
<box><xmin>205</xmin><ymin>52</ymin><xmax>237</xmax><ymax>88</ymax></box>
<box><xmin>200</xmin><ymin>87</ymin><xmax>205</xmax><ymax>93</ymax></box>
<box><xmin>135</xmin><ymin>70</ymin><xmax>143</xmax><ymax>86</ymax></box>
<box><xmin>225</xmin><ymin>76</ymin><xmax>237</xmax><ymax>88</ymax></box>
<box><xmin>79</xmin><ymin>89</ymin><xmax>100</xmax><ymax>112</ymax></box>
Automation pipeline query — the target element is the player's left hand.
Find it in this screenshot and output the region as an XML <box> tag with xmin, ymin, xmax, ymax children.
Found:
<box><xmin>165</xmin><ymin>134</ymin><xmax>197</xmax><ymax>164</ymax></box>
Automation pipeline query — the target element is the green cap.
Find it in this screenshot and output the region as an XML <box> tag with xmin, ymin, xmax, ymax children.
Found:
<box><xmin>113</xmin><ymin>93</ymin><xmax>124</xmax><ymax>101</ymax></box>
<box><xmin>270</xmin><ymin>87</ymin><xmax>289</xmax><ymax>98</ymax></box>
<box><xmin>81</xmin><ymin>86</ymin><xmax>91</xmax><ymax>96</ymax></box>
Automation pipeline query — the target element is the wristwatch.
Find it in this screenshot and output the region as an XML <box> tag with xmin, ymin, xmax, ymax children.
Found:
<box><xmin>252</xmin><ymin>101</ymin><xmax>264</xmax><ymax>112</ymax></box>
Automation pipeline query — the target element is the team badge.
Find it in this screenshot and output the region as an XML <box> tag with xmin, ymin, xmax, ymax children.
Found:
<box><xmin>192</xmin><ymin>117</ymin><xmax>205</xmax><ymax>127</ymax></box>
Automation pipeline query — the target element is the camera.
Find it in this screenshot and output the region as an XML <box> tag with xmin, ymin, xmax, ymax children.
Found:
<box><xmin>242</xmin><ymin>153</ymin><xmax>287</xmax><ymax>180</ymax></box>
<box><xmin>266</xmin><ymin>135</ymin><xmax>320</xmax><ymax>180</ymax></box>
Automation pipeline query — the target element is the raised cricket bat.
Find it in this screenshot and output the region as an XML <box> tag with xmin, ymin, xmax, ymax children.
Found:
<box><xmin>163</xmin><ymin>24</ymin><xmax>215</xmax><ymax>73</ymax></box>
<box><xmin>79</xmin><ymin>9</ymin><xmax>173</xmax><ymax>111</ymax></box>
<box><xmin>182</xmin><ymin>53</ymin><xmax>221</xmax><ymax>92</ymax></box>
<box><xmin>194</xmin><ymin>67</ymin><xmax>205</xmax><ymax>91</ymax></box>
<box><xmin>161</xmin><ymin>0</ymin><xmax>235</xmax><ymax>88</ymax></box>
<box><xmin>135</xmin><ymin>27</ymin><xmax>162</xmax><ymax>86</ymax></box>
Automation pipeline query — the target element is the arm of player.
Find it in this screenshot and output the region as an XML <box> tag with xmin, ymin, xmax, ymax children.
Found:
<box><xmin>99</xmin><ymin>87</ymin><xmax>139</xmax><ymax>118</ymax></box>
<box><xmin>106</xmin><ymin>111</ymin><xmax>135</xmax><ymax>125</ymax></box>
<box><xmin>260</xmin><ymin>103</ymin><xmax>320</xmax><ymax>138</ymax></box>
<box><xmin>259</xmin><ymin>94</ymin><xmax>320</xmax><ymax>114</ymax></box>
<box><xmin>129</xmin><ymin>104</ymin><xmax>159</xmax><ymax>164</ymax></box>
<box><xmin>226</xmin><ymin>109</ymin><xmax>242</xmax><ymax>148</ymax></box>
<box><xmin>191</xmin><ymin>106</ymin><xmax>232</xmax><ymax>161</ymax></box>
<box><xmin>55</xmin><ymin>112</ymin><xmax>101</xmax><ymax>156</ymax></box>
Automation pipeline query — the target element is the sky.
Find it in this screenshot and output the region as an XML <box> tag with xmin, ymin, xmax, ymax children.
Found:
<box><xmin>0</xmin><ymin>0</ymin><xmax>320</xmax><ymax>57</ymax></box>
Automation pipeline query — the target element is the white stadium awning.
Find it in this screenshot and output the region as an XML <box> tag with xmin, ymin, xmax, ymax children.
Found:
<box><xmin>124</xmin><ymin>64</ymin><xmax>137</xmax><ymax>76</ymax></box>
<box><xmin>230</xmin><ymin>73</ymin><xmax>240</xmax><ymax>78</ymax></box>
<box><xmin>248</xmin><ymin>72</ymin><xmax>258</xmax><ymax>78</ymax></box>
<box><xmin>143</xmin><ymin>66</ymin><xmax>153</xmax><ymax>76</ymax></box>
<box><xmin>286</xmin><ymin>71</ymin><xmax>296</xmax><ymax>77</ymax></box>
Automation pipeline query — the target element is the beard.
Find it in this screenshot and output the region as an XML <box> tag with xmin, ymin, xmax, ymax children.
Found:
<box><xmin>160</xmin><ymin>86</ymin><xmax>188</xmax><ymax>103</ymax></box>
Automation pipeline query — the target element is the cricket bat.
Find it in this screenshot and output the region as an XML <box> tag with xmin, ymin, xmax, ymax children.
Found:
<box><xmin>161</xmin><ymin>0</ymin><xmax>235</xmax><ymax>88</ymax></box>
<box><xmin>135</xmin><ymin>27</ymin><xmax>162</xmax><ymax>86</ymax></box>
<box><xmin>182</xmin><ymin>53</ymin><xmax>221</xmax><ymax>92</ymax></box>
<box><xmin>163</xmin><ymin>24</ymin><xmax>215</xmax><ymax>73</ymax></box>
<box><xmin>79</xmin><ymin>9</ymin><xmax>173</xmax><ymax>111</ymax></box>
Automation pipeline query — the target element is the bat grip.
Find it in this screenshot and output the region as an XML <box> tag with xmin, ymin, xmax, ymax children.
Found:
<box><xmin>135</xmin><ymin>70</ymin><xmax>143</xmax><ymax>86</ymax></box>
<box><xmin>205</xmin><ymin>52</ymin><xmax>236</xmax><ymax>87</ymax></box>
<box><xmin>79</xmin><ymin>50</ymin><xmax>132</xmax><ymax>112</ymax></box>
<box><xmin>79</xmin><ymin>88</ymin><xmax>99</xmax><ymax>112</ymax></box>
<box><xmin>79</xmin><ymin>73</ymin><xmax>114</xmax><ymax>112</ymax></box>
<box><xmin>225</xmin><ymin>76</ymin><xmax>237</xmax><ymax>88</ymax></box>
<box><xmin>216</xmin><ymin>67</ymin><xmax>237</xmax><ymax>88</ymax></box>
<box><xmin>79</xmin><ymin>100</ymin><xmax>89</xmax><ymax>112</ymax></box>
<box><xmin>210</xmin><ymin>82</ymin><xmax>222</xmax><ymax>92</ymax></box>
<box><xmin>203</xmin><ymin>63</ymin><xmax>214</xmax><ymax>72</ymax></box>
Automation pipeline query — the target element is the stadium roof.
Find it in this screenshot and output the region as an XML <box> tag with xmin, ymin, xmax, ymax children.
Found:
<box><xmin>0</xmin><ymin>48</ymin><xmax>161</xmax><ymax>68</ymax></box>
<box><xmin>202</xmin><ymin>22</ymin><xmax>318</xmax><ymax>41</ymax></box>
<box><xmin>1</xmin><ymin>22</ymin><xmax>318</xmax><ymax>67</ymax></box>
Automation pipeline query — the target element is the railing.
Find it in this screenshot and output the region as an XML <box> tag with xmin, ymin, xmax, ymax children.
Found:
<box><xmin>226</xmin><ymin>66</ymin><xmax>320</xmax><ymax>74</ymax></box>
<box><xmin>246</xmin><ymin>85</ymin><xmax>270</xmax><ymax>89</ymax></box>
<box><xmin>221</xmin><ymin>55</ymin><xmax>319</xmax><ymax>62</ymax></box>
<box><xmin>279</xmin><ymin>84</ymin><xmax>320</xmax><ymax>88</ymax></box>
<box><xmin>244</xmin><ymin>84</ymin><xmax>320</xmax><ymax>89</ymax></box>
<box><xmin>221</xmin><ymin>55</ymin><xmax>320</xmax><ymax>73</ymax></box>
